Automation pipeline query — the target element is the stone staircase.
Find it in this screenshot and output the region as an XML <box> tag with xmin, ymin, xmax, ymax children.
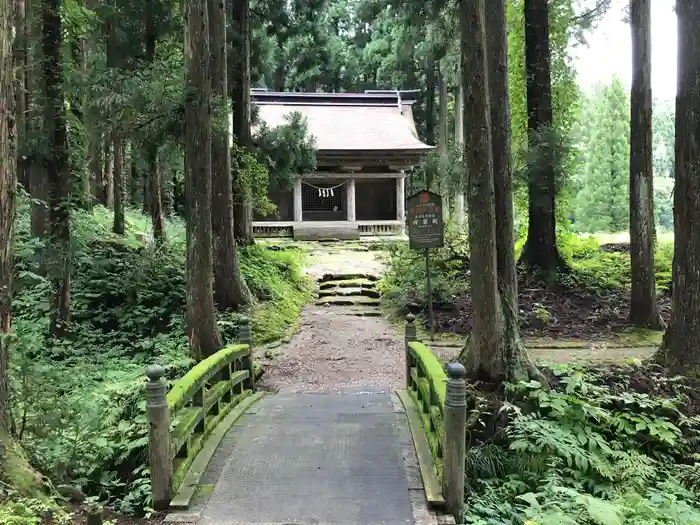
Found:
<box><xmin>315</xmin><ymin>273</ymin><xmax>382</xmax><ymax>316</ymax></box>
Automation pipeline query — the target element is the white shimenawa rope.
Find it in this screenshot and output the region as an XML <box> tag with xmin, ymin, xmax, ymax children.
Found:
<box><xmin>302</xmin><ymin>179</ymin><xmax>349</xmax><ymax>198</ymax></box>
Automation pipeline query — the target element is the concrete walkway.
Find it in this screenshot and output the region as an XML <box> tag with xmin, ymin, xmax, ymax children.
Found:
<box><xmin>195</xmin><ymin>389</ymin><xmax>414</xmax><ymax>525</ymax></box>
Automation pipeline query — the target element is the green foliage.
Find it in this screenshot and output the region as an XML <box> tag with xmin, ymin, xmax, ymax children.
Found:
<box><xmin>0</xmin><ymin>497</ymin><xmax>69</xmax><ymax>525</ymax></box>
<box><xmin>555</xmin><ymin>232</ymin><xmax>673</xmax><ymax>294</ymax></box>
<box><xmin>571</xmin><ymin>78</ymin><xmax>630</xmax><ymax>233</ymax></box>
<box><xmin>253</xmin><ymin>111</ymin><xmax>317</xmax><ymax>193</ymax></box>
<box><xmin>379</xmin><ymin>227</ymin><xmax>469</xmax><ymax>309</ymax></box>
<box><xmin>462</xmin><ymin>365</ymin><xmax>700</xmax><ymax>524</ymax></box>
<box><xmin>8</xmin><ymin>202</ymin><xmax>310</xmax><ymax>515</ymax></box>
<box><xmin>383</xmin><ymin>229</ymin><xmax>673</xmax><ymax>313</ymax></box>
<box><xmin>570</xmin><ymin>85</ymin><xmax>676</xmax><ymax>235</ymax></box>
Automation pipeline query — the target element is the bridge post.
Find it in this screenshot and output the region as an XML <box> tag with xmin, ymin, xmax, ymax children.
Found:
<box><xmin>404</xmin><ymin>313</ymin><xmax>416</xmax><ymax>388</ymax></box>
<box><xmin>239</xmin><ymin>316</ymin><xmax>255</xmax><ymax>390</ymax></box>
<box><xmin>146</xmin><ymin>364</ymin><xmax>173</xmax><ymax>510</ymax></box>
<box><xmin>443</xmin><ymin>362</ymin><xmax>467</xmax><ymax>522</ymax></box>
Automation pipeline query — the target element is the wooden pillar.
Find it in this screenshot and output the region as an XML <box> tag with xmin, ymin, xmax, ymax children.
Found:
<box><xmin>443</xmin><ymin>362</ymin><xmax>467</xmax><ymax>521</ymax></box>
<box><xmin>294</xmin><ymin>176</ymin><xmax>303</xmax><ymax>222</ymax></box>
<box><xmin>404</xmin><ymin>314</ymin><xmax>416</xmax><ymax>388</ymax></box>
<box><xmin>346</xmin><ymin>177</ymin><xmax>356</xmax><ymax>221</ymax></box>
<box><xmin>396</xmin><ymin>176</ymin><xmax>406</xmax><ymax>222</ymax></box>
<box><xmin>239</xmin><ymin>316</ymin><xmax>255</xmax><ymax>390</ymax></box>
<box><xmin>146</xmin><ymin>364</ymin><xmax>172</xmax><ymax>510</ymax></box>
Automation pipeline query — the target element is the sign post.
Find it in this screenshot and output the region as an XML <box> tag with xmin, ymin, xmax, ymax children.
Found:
<box><xmin>406</xmin><ymin>190</ymin><xmax>445</xmax><ymax>339</ymax></box>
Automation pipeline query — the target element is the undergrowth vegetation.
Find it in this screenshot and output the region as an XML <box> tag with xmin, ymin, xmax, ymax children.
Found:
<box><xmin>462</xmin><ymin>364</ymin><xmax>700</xmax><ymax>524</ymax></box>
<box><xmin>4</xmin><ymin>199</ymin><xmax>312</xmax><ymax>518</ymax></box>
<box><xmin>380</xmin><ymin>228</ymin><xmax>673</xmax><ymax>339</ymax></box>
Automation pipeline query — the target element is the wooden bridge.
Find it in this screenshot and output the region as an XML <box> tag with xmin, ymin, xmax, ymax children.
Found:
<box><xmin>145</xmin><ymin>316</ymin><xmax>467</xmax><ymax>525</ymax></box>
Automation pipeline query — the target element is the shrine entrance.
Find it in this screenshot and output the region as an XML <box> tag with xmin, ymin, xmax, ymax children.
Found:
<box><xmin>302</xmin><ymin>180</ymin><xmax>347</xmax><ymax>221</ymax></box>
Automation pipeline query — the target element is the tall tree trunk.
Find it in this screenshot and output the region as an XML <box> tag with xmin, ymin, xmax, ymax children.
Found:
<box><xmin>88</xmin><ymin>132</ymin><xmax>102</xmax><ymax>207</ymax></box>
<box><xmin>459</xmin><ymin>0</ymin><xmax>538</xmax><ymax>383</ymax></box>
<box><xmin>103</xmin><ymin>138</ymin><xmax>114</xmax><ymax>207</ymax></box>
<box><xmin>43</xmin><ymin>0</ymin><xmax>71</xmax><ymax>336</ymax></box>
<box><xmin>142</xmin><ymin>158</ymin><xmax>150</xmax><ymax>214</ymax></box>
<box><xmin>655</xmin><ymin>0</ymin><xmax>700</xmax><ymax>374</ymax></box>
<box><xmin>629</xmin><ymin>0</ymin><xmax>662</xmax><ymax>329</ymax></box>
<box><xmin>459</xmin><ymin>0</ymin><xmax>503</xmax><ymax>380</ymax></box>
<box><xmin>28</xmin><ymin>0</ymin><xmax>47</xmax><ymax>238</ymax></box>
<box><xmin>107</xmin><ymin>6</ymin><xmax>123</xmax><ymax>233</ymax></box>
<box><xmin>424</xmin><ymin>49</ymin><xmax>436</xmax><ymax>191</ymax></box>
<box><xmin>148</xmin><ymin>150</ymin><xmax>166</xmax><ymax>241</ymax></box>
<box><xmin>144</xmin><ymin>0</ymin><xmax>166</xmax><ymax>242</ymax></box>
<box><xmin>185</xmin><ymin>0</ymin><xmax>222</xmax><ymax>360</ymax></box>
<box><xmin>229</xmin><ymin>0</ymin><xmax>253</xmax><ymax>245</ymax></box>
<box><xmin>13</xmin><ymin>0</ymin><xmax>27</xmax><ymax>190</ymax></box>
<box><xmin>111</xmin><ymin>130</ymin><xmax>124</xmax><ymax>234</ymax></box>
<box><xmin>453</xmin><ymin>78</ymin><xmax>465</xmax><ymax>228</ymax></box>
<box><xmin>70</xmin><ymin>2</ymin><xmax>90</xmax><ymax>209</ymax></box>
<box><xmin>437</xmin><ymin>62</ymin><xmax>449</xmax><ymax>220</ymax></box>
<box><xmin>520</xmin><ymin>0</ymin><xmax>564</xmax><ymax>279</ymax></box>
<box><xmin>487</xmin><ymin>0</ymin><xmax>539</xmax><ymax>381</ymax></box>
<box><xmin>129</xmin><ymin>152</ymin><xmax>140</xmax><ymax>207</ymax></box>
<box><xmin>209</xmin><ymin>0</ymin><xmax>251</xmax><ymax>308</ymax></box>
<box><xmin>0</xmin><ymin>0</ymin><xmax>16</xmax><ymax>427</ymax></box>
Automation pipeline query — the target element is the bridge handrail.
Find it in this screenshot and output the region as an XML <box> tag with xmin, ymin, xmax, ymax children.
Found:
<box><xmin>146</xmin><ymin>317</ymin><xmax>255</xmax><ymax>510</ymax></box>
<box><xmin>404</xmin><ymin>314</ymin><xmax>466</xmax><ymax>520</ymax></box>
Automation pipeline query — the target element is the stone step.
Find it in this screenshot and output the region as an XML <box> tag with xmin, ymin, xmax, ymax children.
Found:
<box><xmin>318</xmin><ymin>288</ymin><xmax>381</xmax><ymax>299</ymax></box>
<box><xmin>318</xmin><ymin>278</ymin><xmax>378</xmax><ymax>290</ymax></box>
<box><xmin>315</xmin><ymin>296</ymin><xmax>381</xmax><ymax>307</ymax></box>
<box><xmin>318</xmin><ymin>273</ymin><xmax>380</xmax><ymax>283</ymax></box>
<box><xmin>344</xmin><ymin>309</ymin><xmax>383</xmax><ymax>317</ymax></box>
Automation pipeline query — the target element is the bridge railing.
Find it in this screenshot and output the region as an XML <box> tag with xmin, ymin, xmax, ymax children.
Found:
<box><xmin>146</xmin><ymin>317</ymin><xmax>255</xmax><ymax>510</ymax></box>
<box><xmin>404</xmin><ymin>314</ymin><xmax>467</xmax><ymax>520</ymax></box>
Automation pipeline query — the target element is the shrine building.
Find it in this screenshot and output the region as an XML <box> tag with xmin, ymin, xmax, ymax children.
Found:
<box><xmin>251</xmin><ymin>90</ymin><xmax>433</xmax><ymax>240</ymax></box>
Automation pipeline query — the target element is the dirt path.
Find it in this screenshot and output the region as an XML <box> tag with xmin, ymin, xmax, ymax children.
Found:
<box><xmin>261</xmin><ymin>306</ymin><xmax>406</xmax><ymax>393</ymax></box>
<box><xmin>259</xmin><ymin>243</ymin><xmax>407</xmax><ymax>393</ymax></box>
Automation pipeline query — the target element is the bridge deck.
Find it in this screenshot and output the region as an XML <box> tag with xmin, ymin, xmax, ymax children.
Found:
<box><xmin>194</xmin><ymin>388</ymin><xmax>415</xmax><ymax>525</ymax></box>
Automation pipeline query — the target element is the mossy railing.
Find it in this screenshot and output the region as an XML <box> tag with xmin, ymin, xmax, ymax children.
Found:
<box><xmin>404</xmin><ymin>314</ymin><xmax>466</xmax><ymax>519</ymax></box>
<box><xmin>146</xmin><ymin>317</ymin><xmax>255</xmax><ymax>510</ymax></box>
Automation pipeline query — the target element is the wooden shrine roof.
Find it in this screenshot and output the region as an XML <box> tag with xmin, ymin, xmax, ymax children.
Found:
<box><xmin>252</xmin><ymin>91</ymin><xmax>433</xmax><ymax>158</ymax></box>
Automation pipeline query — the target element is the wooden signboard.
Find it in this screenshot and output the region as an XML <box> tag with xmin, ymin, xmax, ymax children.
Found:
<box><xmin>407</xmin><ymin>190</ymin><xmax>445</xmax><ymax>250</ymax></box>
<box><xmin>406</xmin><ymin>190</ymin><xmax>445</xmax><ymax>339</ymax></box>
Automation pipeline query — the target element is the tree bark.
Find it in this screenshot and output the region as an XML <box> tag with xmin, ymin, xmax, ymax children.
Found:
<box><xmin>520</xmin><ymin>0</ymin><xmax>564</xmax><ymax>280</ymax></box>
<box><xmin>13</xmin><ymin>0</ymin><xmax>27</xmax><ymax>190</ymax></box>
<box><xmin>28</xmin><ymin>0</ymin><xmax>47</xmax><ymax>238</ymax></box>
<box><xmin>459</xmin><ymin>0</ymin><xmax>539</xmax><ymax>384</ymax></box>
<box><xmin>43</xmin><ymin>0</ymin><xmax>71</xmax><ymax>336</ymax></box>
<box><xmin>209</xmin><ymin>0</ymin><xmax>251</xmax><ymax>308</ymax></box>
<box><xmin>487</xmin><ymin>0</ymin><xmax>540</xmax><ymax>382</ymax></box>
<box><xmin>103</xmin><ymin>137</ymin><xmax>114</xmax><ymax>207</ymax></box>
<box><xmin>88</xmin><ymin>132</ymin><xmax>102</xmax><ymax>207</ymax></box>
<box><xmin>459</xmin><ymin>0</ymin><xmax>502</xmax><ymax>381</ymax></box>
<box><xmin>130</xmin><ymin>152</ymin><xmax>140</xmax><ymax>207</ymax></box>
<box><xmin>185</xmin><ymin>0</ymin><xmax>223</xmax><ymax>360</ymax></box>
<box><xmin>144</xmin><ymin>0</ymin><xmax>166</xmax><ymax>242</ymax></box>
<box><xmin>453</xmin><ymin>78</ymin><xmax>465</xmax><ymax>228</ymax></box>
<box><xmin>229</xmin><ymin>0</ymin><xmax>253</xmax><ymax>245</ymax></box>
<box><xmin>424</xmin><ymin>50</ymin><xmax>436</xmax><ymax>191</ymax></box>
<box><xmin>0</xmin><ymin>0</ymin><xmax>16</xmax><ymax>427</ymax></box>
<box><xmin>112</xmin><ymin>130</ymin><xmax>124</xmax><ymax>234</ymax></box>
<box><xmin>437</xmin><ymin>62</ymin><xmax>449</xmax><ymax>219</ymax></box>
<box><xmin>628</xmin><ymin>0</ymin><xmax>662</xmax><ymax>329</ymax></box>
<box><xmin>655</xmin><ymin>0</ymin><xmax>700</xmax><ymax>374</ymax></box>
